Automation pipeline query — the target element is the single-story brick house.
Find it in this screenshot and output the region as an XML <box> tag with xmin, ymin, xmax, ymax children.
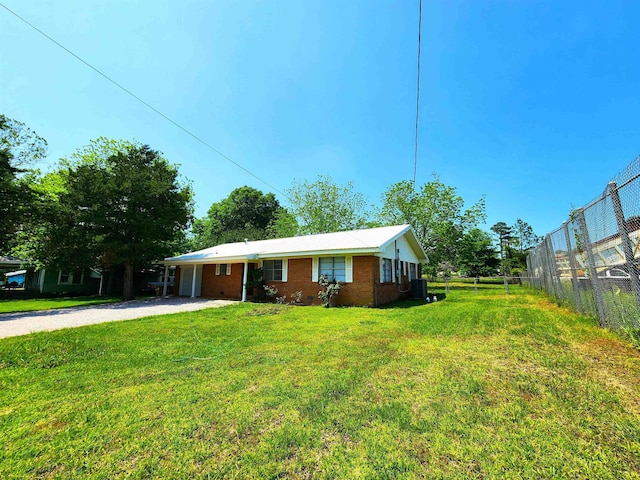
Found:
<box><xmin>163</xmin><ymin>224</ymin><xmax>428</xmax><ymax>306</ymax></box>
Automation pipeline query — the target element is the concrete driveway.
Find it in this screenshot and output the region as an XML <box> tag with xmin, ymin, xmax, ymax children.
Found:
<box><xmin>0</xmin><ymin>297</ymin><xmax>237</xmax><ymax>339</ymax></box>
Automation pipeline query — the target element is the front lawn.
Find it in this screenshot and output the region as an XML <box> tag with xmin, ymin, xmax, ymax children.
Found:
<box><xmin>1</xmin><ymin>285</ymin><xmax>639</xmax><ymax>478</ymax></box>
<box><xmin>0</xmin><ymin>296</ymin><xmax>123</xmax><ymax>314</ymax></box>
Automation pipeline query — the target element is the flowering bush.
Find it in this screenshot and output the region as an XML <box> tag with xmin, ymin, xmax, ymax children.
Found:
<box><xmin>263</xmin><ymin>285</ymin><xmax>278</xmax><ymax>300</ymax></box>
<box><xmin>318</xmin><ymin>275</ymin><xmax>341</xmax><ymax>307</ymax></box>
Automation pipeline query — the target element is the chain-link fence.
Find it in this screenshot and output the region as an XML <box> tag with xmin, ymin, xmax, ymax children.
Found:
<box><xmin>524</xmin><ymin>156</ymin><xmax>640</xmax><ymax>333</ymax></box>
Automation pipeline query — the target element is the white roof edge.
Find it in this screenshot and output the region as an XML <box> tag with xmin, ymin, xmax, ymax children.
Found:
<box><xmin>163</xmin><ymin>248</ymin><xmax>381</xmax><ymax>265</ymax></box>
<box><xmin>378</xmin><ymin>225</ymin><xmax>428</xmax><ymax>261</ymax></box>
<box><xmin>5</xmin><ymin>269</ymin><xmax>27</xmax><ymax>276</ymax></box>
<box><xmin>378</xmin><ymin>224</ymin><xmax>412</xmax><ymax>252</ymax></box>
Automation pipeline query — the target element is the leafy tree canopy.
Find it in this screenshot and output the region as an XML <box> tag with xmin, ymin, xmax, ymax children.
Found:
<box><xmin>512</xmin><ymin>218</ymin><xmax>542</xmax><ymax>252</ymax></box>
<box><xmin>191</xmin><ymin>186</ymin><xmax>287</xmax><ymax>250</ymax></box>
<box><xmin>285</xmin><ymin>175</ymin><xmax>371</xmax><ymax>235</ymax></box>
<box><xmin>0</xmin><ymin>114</ymin><xmax>47</xmax><ymax>253</ymax></box>
<box><xmin>457</xmin><ymin>228</ymin><xmax>500</xmax><ymax>277</ymax></box>
<box><xmin>379</xmin><ymin>176</ymin><xmax>486</xmax><ymax>276</ymax></box>
<box><xmin>0</xmin><ymin>114</ymin><xmax>48</xmax><ymax>169</ymax></box>
<box><xmin>21</xmin><ymin>138</ymin><xmax>193</xmax><ymax>299</ymax></box>
<box><xmin>491</xmin><ymin>219</ymin><xmax>541</xmax><ymax>274</ymax></box>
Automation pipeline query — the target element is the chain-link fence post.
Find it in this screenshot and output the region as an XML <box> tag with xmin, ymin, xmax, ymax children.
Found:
<box><xmin>563</xmin><ymin>221</ymin><xmax>582</xmax><ymax>312</ymax></box>
<box><xmin>609</xmin><ymin>181</ymin><xmax>640</xmax><ymax>307</ymax></box>
<box><xmin>538</xmin><ymin>241</ymin><xmax>548</xmax><ymax>293</ymax></box>
<box><xmin>546</xmin><ymin>234</ymin><xmax>563</xmax><ymax>301</ymax></box>
<box><xmin>576</xmin><ymin>208</ymin><xmax>607</xmax><ymax>326</ymax></box>
<box><xmin>541</xmin><ymin>235</ymin><xmax>556</xmax><ymax>300</ymax></box>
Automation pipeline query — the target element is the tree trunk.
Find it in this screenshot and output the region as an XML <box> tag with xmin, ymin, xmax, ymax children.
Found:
<box><xmin>123</xmin><ymin>261</ymin><xmax>134</xmax><ymax>300</ymax></box>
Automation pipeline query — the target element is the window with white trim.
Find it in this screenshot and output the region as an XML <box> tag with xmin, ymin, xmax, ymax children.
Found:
<box><xmin>319</xmin><ymin>257</ymin><xmax>346</xmax><ymax>282</ymax></box>
<box><xmin>58</xmin><ymin>269</ymin><xmax>83</xmax><ymax>285</ymax></box>
<box><xmin>382</xmin><ymin>258</ymin><xmax>393</xmax><ymax>283</ymax></box>
<box><xmin>216</xmin><ymin>264</ymin><xmax>231</xmax><ymax>275</ymax></box>
<box><xmin>263</xmin><ymin>260</ymin><xmax>283</xmax><ymax>281</ymax></box>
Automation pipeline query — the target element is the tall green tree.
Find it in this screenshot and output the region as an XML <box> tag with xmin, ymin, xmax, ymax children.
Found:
<box><xmin>0</xmin><ymin>149</ymin><xmax>21</xmax><ymax>253</ymax></box>
<box><xmin>457</xmin><ymin>228</ymin><xmax>500</xmax><ymax>277</ymax></box>
<box><xmin>191</xmin><ymin>186</ymin><xmax>286</xmax><ymax>249</ymax></box>
<box><xmin>24</xmin><ymin>139</ymin><xmax>193</xmax><ymax>300</ymax></box>
<box><xmin>0</xmin><ymin>114</ymin><xmax>47</xmax><ymax>254</ymax></box>
<box><xmin>265</xmin><ymin>208</ymin><xmax>299</xmax><ymax>239</ymax></box>
<box><xmin>0</xmin><ymin>114</ymin><xmax>48</xmax><ymax>168</ymax></box>
<box><xmin>285</xmin><ymin>176</ymin><xmax>371</xmax><ymax>235</ymax></box>
<box><xmin>491</xmin><ymin>221</ymin><xmax>515</xmax><ymax>274</ymax></box>
<box><xmin>512</xmin><ymin>218</ymin><xmax>542</xmax><ymax>253</ymax></box>
<box><xmin>379</xmin><ymin>176</ymin><xmax>486</xmax><ymax>276</ymax></box>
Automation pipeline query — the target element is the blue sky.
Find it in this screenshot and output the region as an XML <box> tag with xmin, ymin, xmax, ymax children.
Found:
<box><xmin>2</xmin><ymin>0</ymin><xmax>639</xmax><ymax>237</ymax></box>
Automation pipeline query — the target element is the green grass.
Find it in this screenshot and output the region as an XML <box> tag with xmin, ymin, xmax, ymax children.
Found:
<box><xmin>1</xmin><ymin>285</ymin><xmax>639</xmax><ymax>479</ymax></box>
<box><xmin>0</xmin><ymin>296</ymin><xmax>123</xmax><ymax>314</ymax></box>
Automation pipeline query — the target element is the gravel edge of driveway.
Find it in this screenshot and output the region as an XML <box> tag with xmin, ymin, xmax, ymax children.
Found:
<box><xmin>0</xmin><ymin>297</ymin><xmax>238</xmax><ymax>339</ymax></box>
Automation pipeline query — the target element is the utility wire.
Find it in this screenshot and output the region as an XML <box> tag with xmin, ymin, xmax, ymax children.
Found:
<box><xmin>0</xmin><ymin>3</ymin><xmax>289</xmax><ymax>200</ymax></box>
<box><xmin>413</xmin><ymin>0</ymin><xmax>422</xmax><ymax>189</ymax></box>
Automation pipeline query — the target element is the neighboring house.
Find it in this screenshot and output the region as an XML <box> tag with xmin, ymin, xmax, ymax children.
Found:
<box><xmin>0</xmin><ymin>256</ymin><xmax>23</xmax><ymax>287</ymax></box>
<box><xmin>1</xmin><ymin>263</ymin><xmax>101</xmax><ymax>295</ymax></box>
<box><xmin>0</xmin><ymin>255</ymin><xmax>22</xmax><ymax>269</ymax></box>
<box><xmin>553</xmin><ymin>216</ymin><xmax>640</xmax><ymax>278</ymax></box>
<box><xmin>3</xmin><ymin>269</ymin><xmax>27</xmax><ymax>288</ymax></box>
<box><xmin>28</xmin><ymin>268</ymin><xmax>102</xmax><ymax>295</ymax></box>
<box><xmin>164</xmin><ymin>224</ymin><xmax>428</xmax><ymax>306</ymax></box>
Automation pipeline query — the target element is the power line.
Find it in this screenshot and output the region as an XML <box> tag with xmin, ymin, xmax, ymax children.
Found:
<box><xmin>413</xmin><ymin>0</ymin><xmax>422</xmax><ymax>189</ymax></box>
<box><xmin>0</xmin><ymin>2</ymin><xmax>290</xmax><ymax>200</ymax></box>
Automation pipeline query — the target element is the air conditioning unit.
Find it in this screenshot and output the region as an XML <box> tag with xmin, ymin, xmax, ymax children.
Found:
<box><xmin>411</xmin><ymin>279</ymin><xmax>427</xmax><ymax>299</ymax></box>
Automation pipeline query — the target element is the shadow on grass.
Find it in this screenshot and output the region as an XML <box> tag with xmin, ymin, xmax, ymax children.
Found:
<box><xmin>429</xmin><ymin>283</ymin><xmax>515</xmax><ymax>291</ymax></box>
<box><xmin>378</xmin><ymin>293</ymin><xmax>447</xmax><ymax>309</ymax></box>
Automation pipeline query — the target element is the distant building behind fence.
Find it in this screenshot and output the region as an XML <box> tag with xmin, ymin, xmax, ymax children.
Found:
<box><xmin>524</xmin><ymin>156</ymin><xmax>640</xmax><ymax>332</ymax></box>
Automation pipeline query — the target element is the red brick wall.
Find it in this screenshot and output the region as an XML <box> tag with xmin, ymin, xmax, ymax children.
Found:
<box><xmin>265</xmin><ymin>258</ymin><xmax>319</xmax><ymax>304</ymax></box>
<box><xmin>374</xmin><ymin>258</ymin><xmax>411</xmax><ymax>306</ymax></box>
<box><xmin>338</xmin><ymin>256</ymin><xmax>376</xmax><ymax>306</ymax></box>
<box><xmin>264</xmin><ymin>256</ymin><xmax>383</xmax><ymax>307</ymax></box>
<box><xmin>200</xmin><ymin>264</ymin><xmax>244</xmax><ymax>300</ymax></box>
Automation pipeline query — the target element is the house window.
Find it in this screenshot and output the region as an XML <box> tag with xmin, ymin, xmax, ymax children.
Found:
<box><xmin>382</xmin><ymin>258</ymin><xmax>393</xmax><ymax>283</ymax></box>
<box><xmin>408</xmin><ymin>262</ymin><xmax>416</xmax><ymax>281</ymax></box>
<box><xmin>59</xmin><ymin>270</ymin><xmax>83</xmax><ymax>285</ymax></box>
<box><xmin>263</xmin><ymin>260</ymin><xmax>283</xmax><ymax>281</ymax></box>
<box><xmin>216</xmin><ymin>264</ymin><xmax>231</xmax><ymax>275</ymax></box>
<box><xmin>319</xmin><ymin>257</ymin><xmax>346</xmax><ymax>282</ymax></box>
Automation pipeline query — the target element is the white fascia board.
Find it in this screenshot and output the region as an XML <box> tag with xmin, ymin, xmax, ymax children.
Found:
<box><xmin>164</xmin><ymin>254</ymin><xmax>255</xmax><ymax>265</ymax></box>
<box><xmin>378</xmin><ymin>225</ymin><xmax>412</xmax><ymax>253</ymax></box>
<box><xmin>378</xmin><ymin>225</ymin><xmax>428</xmax><ymax>261</ymax></box>
<box><xmin>258</xmin><ymin>248</ymin><xmax>379</xmax><ymax>259</ymax></box>
<box><xmin>164</xmin><ymin>248</ymin><xmax>382</xmax><ymax>265</ymax></box>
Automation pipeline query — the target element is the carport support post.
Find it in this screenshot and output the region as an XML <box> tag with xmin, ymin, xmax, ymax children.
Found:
<box><xmin>162</xmin><ymin>265</ymin><xmax>169</xmax><ymax>297</ymax></box>
<box><xmin>190</xmin><ymin>264</ymin><xmax>197</xmax><ymax>298</ymax></box>
<box><xmin>609</xmin><ymin>181</ymin><xmax>640</xmax><ymax>307</ymax></box>
<box><xmin>241</xmin><ymin>260</ymin><xmax>248</xmax><ymax>302</ymax></box>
